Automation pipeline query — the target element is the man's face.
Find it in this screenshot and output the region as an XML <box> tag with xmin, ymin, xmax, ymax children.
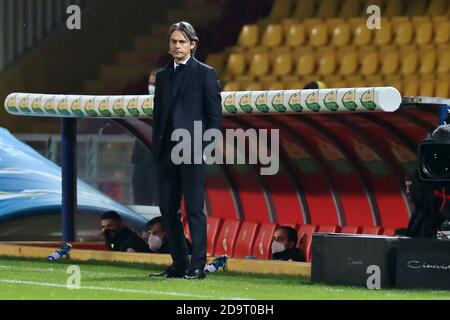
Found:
<box><xmin>100</xmin><ymin>218</ymin><xmax>122</xmax><ymax>234</ymax></box>
<box><xmin>148</xmin><ymin>222</ymin><xmax>166</xmax><ymax>240</ymax></box>
<box><xmin>272</xmin><ymin>229</ymin><xmax>294</xmax><ymax>249</ymax></box>
<box><xmin>169</xmin><ymin>30</ymin><xmax>195</xmax><ymax>63</ymax></box>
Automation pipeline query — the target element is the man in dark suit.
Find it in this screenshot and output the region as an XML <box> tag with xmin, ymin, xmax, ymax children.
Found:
<box><xmin>151</xmin><ymin>22</ymin><xmax>222</xmax><ymax>279</ymax></box>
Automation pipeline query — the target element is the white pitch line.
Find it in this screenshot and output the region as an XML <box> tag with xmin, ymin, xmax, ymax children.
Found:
<box><xmin>0</xmin><ymin>278</ymin><xmax>250</xmax><ymax>300</ymax></box>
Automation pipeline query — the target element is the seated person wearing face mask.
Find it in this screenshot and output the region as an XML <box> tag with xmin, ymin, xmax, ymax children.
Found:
<box><xmin>146</xmin><ymin>216</ymin><xmax>192</xmax><ymax>254</ymax></box>
<box><xmin>270</xmin><ymin>226</ymin><xmax>305</xmax><ymax>262</ymax></box>
<box><xmin>100</xmin><ymin>211</ymin><xmax>151</xmax><ymax>253</ymax></box>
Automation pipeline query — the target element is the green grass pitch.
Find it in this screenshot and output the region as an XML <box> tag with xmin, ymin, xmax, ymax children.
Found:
<box><xmin>0</xmin><ymin>256</ymin><xmax>449</xmax><ymax>300</ymax></box>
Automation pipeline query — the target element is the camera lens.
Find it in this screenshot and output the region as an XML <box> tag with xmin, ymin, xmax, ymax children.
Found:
<box><xmin>421</xmin><ymin>144</ymin><xmax>450</xmax><ymax>180</ymax></box>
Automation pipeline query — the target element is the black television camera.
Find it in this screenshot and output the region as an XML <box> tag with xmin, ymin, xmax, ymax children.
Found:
<box><xmin>418</xmin><ymin>124</ymin><xmax>450</xmax><ymax>182</ymax></box>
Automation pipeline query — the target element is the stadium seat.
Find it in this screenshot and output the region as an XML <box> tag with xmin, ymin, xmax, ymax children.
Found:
<box><xmin>419</xmin><ymin>47</ymin><xmax>437</xmax><ymax>74</ymax></box>
<box><xmin>317</xmin><ymin>0</ymin><xmax>339</xmax><ymax>18</ymax></box>
<box><xmin>266</xmin><ymin>82</ymin><xmax>285</xmax><ymax>90</ymax></box>
<box><xmin>419</xmin><ymin>75</ymin><xmax>435</xmax><ymax>96</ymax></box>
<box><xmin>268</xmin><ymin>0</ymin><xmax>293</xmax><ymax>22</ymax></box>
<box><xmin>384</xmin><ymin>75</ymin><xmax>403</xmax><ymax>92</ymax></box>
<box><xmin>427</xmin><ymin>0</ymin><xmax>449</xmax><ymax>15</ymax></box>
<box><xmin>436</xmin><ymin>76</ymin><xmax>450</xmax><ymax>98</ymax></box>
<box><xmin>384</xmin><ymin>0</ymin><xmax>404</xmax><ymax>16</ymax></box>
<box><xmin>262</xmin><ymin>24</ymin><xmax>283</xmax><ymax>48</ymax></box>
<box><xmin>346</xmin><ymin>75</ymin><xmax>366</xmax><ymax>87</ymax></box>
<box><xmin>394</xmin><ymin>20</ymin><xmax>414</xmax><ymax>46</ymax></box>
<box><xmin>241</xmin><ymin>82</ymin><xmax>263</xmax><ymax>91</ymax></box>
<box><xmin>297</xmin><ymin>224</ymin><xmax>318</xmax><ymax>262</ymax></box>
<box><xmin>403</xmin><ymin>76</ymin><xmax>419</xmax><ymax>96</ymax></box>
<box><xmin>400</xmin><ymin>48</ymin><xmax>418</xmax><ymax>75</ymax></box>
<box><xmin>317</xmin><ymin>50</ymin><xmax>337</xmax><ymax>76</ymax></box>
<box><xmin>207</xmin><ymin>217</ymin><xmax>223</xmax><ymax>256</ymax></box>
<box><xmin>350</xmin><ymin>18</ymin><xmax>373</xmax><ymax>46</ymax></box>
<box><xmin>382</xmin><ymin>228</ymin><xmax>396</xmax><ymax>236</ymax></box>
<box><xmin>226</xmin><ymin>52</ymin><xmax>246</xmax><ymax>76</ymax></box>
<box><xmin>223</xmin><ymin>81</ymin><xmax>240</xmax><ymax>91</ymax></box>
<box><xmin>248</xmin><ymin>52</ymin><xmax>269</xmax><ymax>77</ymax></box>
<box><xmin>252</xmin><ymin>223</ymin><xmax>278</xmax><ymax>259</ymax></box>
<box><xmin>331</xmin><ymin>21</ymin><xmax>351</xmax><ymax>47</ymax></box>
<box><xmin>380</xmin><ymin>49</ymin><xmax>400</xmax><ymax>75</ymax></box>
<box><xmin>233</xmin><ymin>222</ymin><xmax>260</xmax><ymax>258</ymax></box>
<box><xmin>365</xmin><ymin>75</ymin><xmax>384</xmax><ymax>87</ymax></box>
<box><xmin>326</xmin><ymin>75</ymin><xmax>347</xmax><ymax>88</ymax></box>
<box><xmin>339</xmin><ymin>49</ymin><xmax>358</xmax><ymax>76</ymax></box>
<box><xmin>360</xmin><ymin>49</ymin><xmax>379</xmax><ymax>76</ymax></box>
<box><xmin>284</xmin><ymin>80</ymin><xmax>305</xmax><ymax>90</ymax></box>
<box><xmin>413</xmin><ymin>18</ymin><xmax>433</xmax><ymax>45</ymax></box>
<box><xmin>205</xmin><ymin>53</ymin><xmax>226</xmax><ymax>76</ymax></box>
<box><xmin>361</xmin><ymin>226</ymin><xmax>383</xmax><ymax>235</ymax></box>
<box><xmin>291</xmin><ymin>0</ymin><xmax>316</xmax><ymax>19</ymax></box>
<box><xmin>295</xmin><ymin>50</ymin><xmax>316</xmax><ymax>76</ymax></box>
<box><xmin>437</xmin><ymin>49</ymin><xmax>450</xmax><ymax>74</ymax></box>
<box><xmin>309</xmin><ymin>22</ymin><xmax>329</xmax><ymax>47</ymax></box>
<box><xmin>273</xmin><ymin>52</ymin><xmax>293</xmax><ymax>76</ymax></box>
<box><xmin>214</xmin><ymin>219</ymin><xmax>242</xmax><ymax>257</ymax></box>
<box><xmin>237</xmin><ymin>24</ymin><xmax>259</xmax><ymax>47</ymax></box>
<box><xmin>374</xmin><ymin>18</ymin><xmax>392</xmax><ymax>46</ymax></box>
<box><xmin>285</xmin><ymin>24</ymin><xmax>306</xmax><ymax>47</ymax></box>
<box><xmin>340</xmin><ymin>226</ymin><xmax>362</xmax><ymax>234</ymax></box>
<box><xmin>405</xmin><ymin>0</ymin><xmax>428</xmax><ymax>15</ymax></box>
<box><xmin>235</xmin><ymin>75</ymin><xmax>255</xmax><ymax>83</ymax></box>
<box><xmin>434</xmin><ymin>19</ymin><xmax>450</xmax><ymax>45</ymax></box>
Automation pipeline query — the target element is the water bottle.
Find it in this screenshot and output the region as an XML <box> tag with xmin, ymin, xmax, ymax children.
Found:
<box><xmin>47</xmin><ymin>244</ymin><xmax>72</xmax><ymax>261</ymax></box>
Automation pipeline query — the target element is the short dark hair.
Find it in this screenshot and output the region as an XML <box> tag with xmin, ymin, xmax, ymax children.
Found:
<box><xmin>167</xmin><ymin>21</ymin><xmax>199</xmax><ymax>55</ymax></box>
<box><xmin>100</xmin><ymin>211</ymin><xmax>122</xmax><ymax>221</ymax></box>
<box><xmin>278</xmin><ymin>226</ymin><xmax>298</xmax><ymax>243</ymax></box>
<box><xmin>146</xmin><ymin>216</ymin><xmax>165</xmax><ymax>231</ymax></box>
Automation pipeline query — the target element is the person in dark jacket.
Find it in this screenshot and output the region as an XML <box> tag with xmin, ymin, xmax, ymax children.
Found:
<box><xmin>100</xmin><ymin>211</ymin><xmax>150</xmax><ymax>253</ymax></box>
<box><xmin>270</xmin><ymin>226</ymin><xmax>305</xmax><ymax>262</ymax></box>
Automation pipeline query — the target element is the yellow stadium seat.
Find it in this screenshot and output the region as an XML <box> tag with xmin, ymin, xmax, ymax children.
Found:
<box><xmin>436</xmin><ymin>76</ymin><xmax>450</xmax><ymax>98</ymax></box>
<box><xmin>262</xmin><ymin>24</ymin><xmax>283</xmax><ymax>48</ymax></box>
<box><xmin>380</xmin><ymin>49</ymin><xmax>399</xmax><ymax>75</ymax></box>
<box><xmin>394</xmin><ymin>20</ymin><xmax>414</xmax><ymax>46</ymax></box>
<box><xmin>384</xmin><ymin>0</ymin><xmax>404</xmax><ymax>16</ymax></box>
<box><xmin>226</xmin><ymin>53</ymin><xmax>246</xmax><ymax>76</ymax></box>
<box><xmin>374</xmin><ymin>18</ymin><xmax>392</xmax><ymax>46</ymax></box>
<box><xmin>365</xmin><ymin>75</ymin><xmax>384</xmax><ymax>87</ymax></box>
<box><xmin>281</xmin><ymin>18</ymin><xmax>297</xmax><ymax>34</ymax></box>
<box><xmin>339</xmin><ymin>49</ymin><xmax>358</xmax><ymax>76</ymax></box>
<box><xmin>241</xmin><ymin>82</ymin><xmax>263</xmax><ymax>91</ymax></box>
<box><xmin>223</xmin><ymin>81</ymin><xmax>240</xmax><ymax>91</ymax></box>
<box><xmin>267</xmin><ymin>82</ymin><xmax>285</xmax><ymax>90</ymax></box>
<box><xmin>419</xmin><ymin>75</ymin><xmax>435</xmax><ymax>96</ymax></box>
<box><xmin>427</xmin><ymin>0</ymin><xmax>449</xmax><ymax>15</ymax></box>
<box><xmin>437</xmin><ymin>49</ymin><xmax>450</xmax><ymax>74</ymax></box>
<box><xmin>244</xmin><ymin>46</ymin><xmax>267</xmax><ymax>63</ymax></box>
<box><xmin>331</xmin><ymin>21</ymin><xmax>351</xmax><ymax>47</ymax></box>
<box><xmin>400</xmin><ymin>48</ymin><xmax>418</xmax><ymax>75</ymax></box>
<box><xmin>205</xmin><ymin>53</ymin><xmax>226</xmax><ymax>76</ymax></box>
<box><xmin>268</xmin><ymin>0</ymin><xmax>293</xmax><ymax>22</ymax></box>
<box><xmin>326</xmin><ymin>76</ymin><xmax>347</xmax><ymax>88</ymax></box>
<box><xmin>317</xmin><ymin>50</ymin><xmax>337</xmax><ymax>76</ymax></box>
<box><xmin>419</xmin><ymin>47</ymin><xmax>437</xmax><ymax>74</ymax></box>
<box><xmin>309</xmin><ymin>22</ymin><xmax>329</xmax><ymax>47</ymax></box>
<box><xmin>284</xmin><ymin>81</ymin><xmax>305</xmax><ymax>90</ymax></box>
<box><xmin>317</xmin><ymin>0</ymin><xmax>339</xmax><ymax>18</ymax></box>
<box><xmin>360</xmin><ymin>49</ymin><xmax>379</xmax><ymax>76</ymax></box>
<box><xmin>295</xmin><ymin>50</ymin><xmax>316</xmax><ymax>76</ymax></box>
<box><xmin>405</xmin><ymin>0</ymin><xmax>428</xmax><ymax>15</ymax></box>
<box><xmin>346</xmin><ymin>75</ymin><xmax>366</xmax><ymax>87</ymax></box>
<box><xmin>249</xmin><ymin>52</ymin><xmax>270</xmax><ymax>77</ymax></box>
<box><xmin>414</xmin><ymin>18</ymin><xmax>433</xmax><ymax>45</ymax></box>
<box><xmin>434</xmin><ymin>19</ymin><xmax>450</xmax><ymax>45</ymax></box>
<box><xmin>286</xmin><ymin>24</ymin><xmax>306</xmax><ymax>47</ymax></box>
<box><xmin>235</xmin><ymin>75</ymin><xmax>255</xmax><ymax>83</ymax></box>
<box><xmin>238</xmin><ymin>25</ymin><xmax>259</xmax><ymax>48</ymax></box>
<box><xmin>384</xmin><ymin>75</ymin><xmax>403</xmax><ymax>92</ymax></box>
<box><xmin>291</xmin><ymin>0</ymin><xmax>316</xmax><ymax>19</ymax></box>
<box><xmin>339</xmin><ymin>0</ymin><xmax>363</xmax><ymax>18</ymax></box>
<box><xmin>350</xmin><ymin>18</ymin><xmax>373</xmax><ymax>46</ymax></box>
<box><xmin>260</xmin><ymin>75</ymin><xmax>278</xmax><ymax>83</ymax></box>
<box><xmin>403</xmin><ymin>76</ymin><xmax>419</xmax><ymax>96</ymax></box>
<box><xmin>273</xmin><ymin>52</ymin><xmax>293</xmax><ymax>76</ymax></box>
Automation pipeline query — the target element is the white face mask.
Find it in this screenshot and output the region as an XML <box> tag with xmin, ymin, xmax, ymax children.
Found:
<box><xmin>271</xmin><ymin>240</ymin><xmax>286</xmax><ymax>254</ymax></box>
<box><xmin>148</xmin><ymin>85</ymin><xmax>155</xmax><ymax>95</ymax></box>
<box><xmin>148</xmin><ymin>234</ymin><xmax>162</xmax><ymax>251</ymax></box>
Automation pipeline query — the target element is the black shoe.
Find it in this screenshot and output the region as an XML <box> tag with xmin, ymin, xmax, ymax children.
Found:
<box><xmin>184</xmin><ymin>269</ymin><xmax>206</xmax><ymax>280</ymax></box>
<box><xmin>149</xmin><ymin>266</ymin><xmax>186</xmax><ymax>279</ymax></box>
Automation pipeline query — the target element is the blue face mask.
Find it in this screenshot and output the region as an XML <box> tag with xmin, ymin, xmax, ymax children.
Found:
<box><xmin>148</xmin><ymin>85</ymin><xmax>155</xmax><ymax>95</ymax></box>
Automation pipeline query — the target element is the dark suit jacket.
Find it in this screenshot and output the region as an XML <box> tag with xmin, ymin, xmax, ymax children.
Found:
<box><xmin>152</xmin><ymin>56</ymin><xmax>222</xmax><ymax>161</ymax></box>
